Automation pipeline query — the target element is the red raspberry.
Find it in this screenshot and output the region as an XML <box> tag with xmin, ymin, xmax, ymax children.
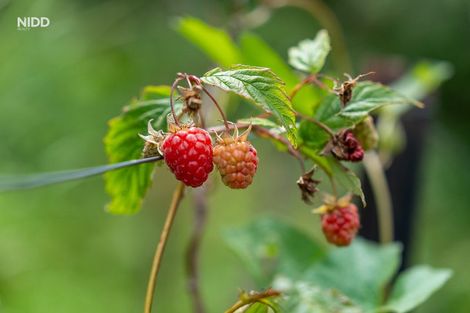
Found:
<box><xmin>321</xmin><ymin>204</ymin><xmax>360</xmax><ymax>246</ymax></box>
<box><xmin>213</xmin><ymin>133</ymin><xmax>258</xmax><ymax>189</ymax></box>
<box><xmin>161</xmin><ymin>127</ymin><xmax>214</xmax><ymax>187</ymax></box>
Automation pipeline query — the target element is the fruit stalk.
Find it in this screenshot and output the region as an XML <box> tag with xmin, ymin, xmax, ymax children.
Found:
<box><xmin>144</xmin><ymin>182</ymin><xmax>185</xmax><ymax>313</ymax></box>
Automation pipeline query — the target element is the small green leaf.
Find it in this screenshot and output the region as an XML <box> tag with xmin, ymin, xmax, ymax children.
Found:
<box><xmin>237</xmin><ymin>117</ymin><xmax>280</xmax><ymax>129</ymax></box>
<box><xmin>288</xmin><ymin>30</ymin><xmax>331</xmax><ymax>74</ymax></box>
<box><xmin>201</xmin><ymin>65</ymin><xmax>298</xmax><ymax>146</ymax></box>
<box><xmin>380</xmin><ymin>266</ymin><xmax>452</xmax><ymax>313</ymax></box>
<box><xmin>240</xmin><ymin>31</ymin><xmax>324</xmax><ymax>114</ymax></box>
<box><xmin>104</xmin><ymin>86</ymin><xmax>176</xmax><ymax>214</ymax></box>
<box><xmin>300</xmin><ymin>82</ymin><xmax>422</xmax><ymax>150</ymax></box>
<box><xmin>244</xmin><ymin>302</ymin><xmax>269</xmax><ymax>313</ymax></box>
<box><xmin>329</xmin><ymin>158</ymin><xmax>365</xmax><ymax>206</ymax></box>
<box><xmin>223</xmin><ymin>217</ymin><xmax>325</xmax><ymax>286</ymax></box>
<box><xmin>175</xmin><ymin>17</ymin><xmax>242</xmax><ymax>67</ymax></box>
<box><xmin>304</xmin><ymin>238</ymin><xmax>402</xmax><ymax>312</ymax></box>
<box><xmin>298</xmin><ymin>151</ymin><xmax>364</xmax><ymax>204</ymax></box>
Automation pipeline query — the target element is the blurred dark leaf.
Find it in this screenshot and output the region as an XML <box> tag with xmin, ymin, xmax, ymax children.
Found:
<box><xmin>304</xmin><ymin>238</ymin><xmax>402</xmax><ymax>311</ymax></box>
<box><xmin>223</xmin><ymin>217</ymin><xmax>325</xmax><ymax>286</ymax></box>
<box><xmin>202</xmin><ymin>65</ymin><xmax>298</xmax><ymax>146</ymax></box>
<box><xmin>379</xmin><ymin>266</ymin><xmax>452</xmax><ymax>313</ymax></box>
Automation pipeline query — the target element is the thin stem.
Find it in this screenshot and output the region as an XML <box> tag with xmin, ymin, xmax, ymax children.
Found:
<box><xmin>186</xmin><ymin>186</ymin><xmax>209</xmax><ymax>313</ymax></box>
<box><xmin>224</xmin><ymin>289</ymin><xmax>281</xmax><ymax>313</ymax></box>
<box><xmin>201</xmin><ymin>86</ymin><xmax>230</xmax><ymax>132</ymax></box>
<box><xmin>253</xmin><ymin>126</ymin><xmax>306</xmax><ymax>173</ymax></box>
<box><xmin>296</xmin><ymin>112</ymin><xmax>336</xmax><ymax>138</ymax></box>
<box><xmin>0</xmin><ymin>156</ymin><xmax>163</xmax><ymax>192</ymax></box>
<box><xmin>290</xmin><ymin>75</ymin><xmax>331</xmax><ymax>100</ymax></box>
<box><xmin>170</xmin><ymin>77</ymin><xmax>184</xmax><ymax>126</ymax></box>
<box><xmin>363</xmin><ymin>151</ymin><xmax>394</xmax><ymax>243</ymax></box>
<box><xmin>144</xmin><ymin>182</ymin><xmax>186</xmax><ymax>313</ymax></box>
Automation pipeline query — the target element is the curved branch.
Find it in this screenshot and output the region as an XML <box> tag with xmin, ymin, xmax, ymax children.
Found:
<box><xmin>144</xmin><ymin>182</ymin><xmax>186</xmax><ymax>313</ymax></box>
<box><xmin>186</xmin><ymin>186</ymin><xmax>209</xmax><ymax>313</ymax></box>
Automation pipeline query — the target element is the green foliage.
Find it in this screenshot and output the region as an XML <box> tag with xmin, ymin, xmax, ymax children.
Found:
<box><xmin>201</xmin><ymin>65</ymin><xmax>298</xmax><ymax>146</ymax></box>
<box><xmin>175</xmin><ymin>16</ymin><xmax>242</xmax><ymax>67</ymax></box>
<box><xmin>224</xmin><ymin>218</ymin><xmax>451</xmax><ymax>313</ymax></box>
<box><xmin>300</xmin><ymin>150</ymin><xmax>364</xmax><ymax>204</ymax></box>
<box><xmin>103</xmin><ymin>86</ymin><xmax>175</xmax><ymax>214</ymax></box>
<box><xmin>305</xmin><ymin>238</ymin><xmax>401</xmax><ymax>311</ymax></box>
<box><xmin>380</xmin><ymin>266</ymin><xmax>452</xmax><ymax>313</ymax></box>
<box><xmin>223</xmin><ymin>217</ymin><xmax>325</xmax><ymax>286</ymax></box>
<box><xmin>239</xmin><ymin>32</ymin><xmax>322</xmax><ymax>114</ymax></box>
<box><xmin>288</xmin><ymin>30</ymin><xmax>331</xmax><ymax>74</ymax></box>
<box><xmin>300</xmin><ymin>82</ymin><xmax>422</xmax><ymax>151</ymax></box>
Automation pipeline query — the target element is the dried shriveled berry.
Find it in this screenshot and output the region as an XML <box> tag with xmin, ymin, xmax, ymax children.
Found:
<box><xmin>161</xmin><ymin>127</ymin><xmax>214</xmax><ymax>187</ymax></box>
<box><xmin>331</xmin><ymin>130</ymin><xmax>364</xmax><ymax>162</ymax></box>
<box><xmin>213</xmin><ymin>128</ymin><xmax>258</xmax><ymax>189</ymax></box>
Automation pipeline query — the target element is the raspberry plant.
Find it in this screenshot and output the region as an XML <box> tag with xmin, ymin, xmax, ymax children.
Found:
<box><xmin>0</xmin><ymin>14</ymin><xmax>454</xmax><ymax>313</ymax></box>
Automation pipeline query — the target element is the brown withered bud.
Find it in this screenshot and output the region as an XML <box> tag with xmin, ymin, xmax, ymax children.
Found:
<box><xmin>178</xmin><ymin>85</ymin><xmax>203</xmax><ymax>113</ymax></box>
<box><xmin>328</xmin><ymin>130</ymin><xmax>364</xmax><ymax>162</ymax></box>
<box><xmin>334</xmin><ymin>72</ymin><xmax>374</xmax><ymax>106</ymax></box>
<box><xmin>297</xmin><ymin>168</ymin><xmax>321</xmax><ymax>204</ymax></box>
<box><xmin>139</xmin><ymin>120</ymin><xmax>165</xmax><ymax>158</ymax></box>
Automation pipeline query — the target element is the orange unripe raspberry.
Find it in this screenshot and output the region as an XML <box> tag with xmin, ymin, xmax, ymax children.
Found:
<box><xmin>213</xmin><ymin>131</ymin><xmax>258</xmax><ymax>189</ymax></box>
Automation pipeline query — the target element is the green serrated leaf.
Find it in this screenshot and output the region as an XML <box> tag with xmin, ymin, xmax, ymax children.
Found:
<box><xmin>175</xmin><ymin>16</ymin><xmax>242</xmax><ymax>67</ymax></box>
<box><xmin>288</xmin><ymin>30</ymin><xmax>331</xmax><ymax>74</ymax></box>
<box><xmin>300</xmin><ymin>81</ymin><xmax>421</xmax><ymax>150</ymax></box>
<box><xmin>304</xmin><ymin>238</ymin><xmax>402</xmax><ymax>312</ymax></box>
<box><xmin>201</xmin><ymin>65</ymin><xmax>298</xmax><ymax>146</ymax></box>
<box><xmin>237</xmin><ymin>117</ymin><xmax>280</xmax><ymax>129</ymax></box>
<box><xmin>223</xmin><ymin>217</ymin><xmax>325</xmax><ymax>287</ymax></box>
<box><xmin>104</xmin><ymin>86</ymin><xmax>175</xmax><ymax>214</ymax></box>
<box><xmin>379</xmin><ymin>266</ymin><xmax>452</xmax><ymax>313</ymax></box>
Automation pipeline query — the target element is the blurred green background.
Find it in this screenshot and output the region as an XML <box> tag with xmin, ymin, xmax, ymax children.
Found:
<box><xmin>0</xmin><ymin>0</ymin><xmax>469</xmax><ymax>312</ymax></box>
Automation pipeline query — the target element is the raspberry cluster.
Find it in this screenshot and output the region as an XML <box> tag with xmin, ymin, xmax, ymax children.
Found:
<box><xmin>321</xmin><ymin>203</ymin><xmax>360</xmax><ymax>246</ymax></box>
<box><xmin>161</xmin><ymin>127</ymin><xmax>214</xmax><ymax>187</ymax></box>
<box><xmin>213</xmin><ymin>136</ymin><xmax>258</xmax><ymax>189</ymax></box>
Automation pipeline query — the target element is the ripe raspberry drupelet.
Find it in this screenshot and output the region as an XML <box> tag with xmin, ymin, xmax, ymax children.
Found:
<box><xmin>213</xmin><ymin>128</ymin><xmax>258</xmax><ymax>189</ymax></box>
<box><xmin>321</xmin><ymin>203</ymin><xmax>360</xmax><ymax>246</ymax></box>
<box><xmin>161</xmin><ymin>127</ymin><xmax>214</xmax><ymax>187</ymax></box>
